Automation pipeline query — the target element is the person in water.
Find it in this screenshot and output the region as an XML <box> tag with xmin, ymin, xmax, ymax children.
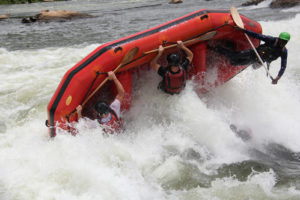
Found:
<box><xmin>76</xmin><ymin>71</ymin><xmax>124</xmax><ymax>134</ymax></box>
<box><xmin>150</xmin><ymin>40</ymin><xmax>193</xmax><ymax>94</ymax></box>
<box><xmin>230</xmin><ymin>124</ymin><xmax>252</xmax><ymax>142</ymax></box>
<box><xmin>214</xmin><ymin>29</ymin><xmax>290</xmax><ymax>84</ymax></box>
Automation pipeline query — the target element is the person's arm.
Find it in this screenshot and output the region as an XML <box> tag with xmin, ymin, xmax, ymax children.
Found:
<box><xmin>244</xmin><ymin>29</ymin><xmax>276</xmax><ymax>44</ymax></box>
<box><xmin>108</xmin><ymin>71</ymin><xmax>124</xmax><ymax>102</ymax></box>
<box><xmin>177</xmin><ymin>40</ymin><xmax>193</xmax><ymax>62</ymax></box>
<box><xmin>109</xmin><ymin>99</ymin><xmax>121</xmax><ymax>118</ymax></box>
<box><xmin>272</xmin><ymin>49</ymin><xmax>288</xmax><ymax>84</ymax></box>
<box><xmin>150</xmin><ymin>45</ymin><xmax>164</xmax><ymax>72</ymax></box>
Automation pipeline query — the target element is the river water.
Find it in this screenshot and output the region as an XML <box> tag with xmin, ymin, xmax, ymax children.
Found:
<box><xmin>1</xmin><ymin>0</ymin><xmax>300</xmax><ymax>200</ymax></box>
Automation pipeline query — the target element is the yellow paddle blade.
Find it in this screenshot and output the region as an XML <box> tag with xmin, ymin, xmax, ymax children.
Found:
<box><xmin>184</xmin><ymin>31</ymin><xmax>217</xmax><ymax>46</ymax></box>
<box><xmin>144</xmin><ymin>31</ymin><xmax>217</xmax><ymax>55</ymax></box>
<box><xmin>231</xmin><ymin>6</ymin><xmax>245</xmax><ymax>29</ymax></box>
<box><xmin>120</xmin><ymin>46</ymin><xmax>139</xmax><ymax>65</ymax></box>
<box><xmin>198</xmin><ymin>31</ymin><xmax>217</xmax><ymax>41</ymax></box>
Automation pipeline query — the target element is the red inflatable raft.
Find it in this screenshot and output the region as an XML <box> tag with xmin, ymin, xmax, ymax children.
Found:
<box><xmin>46</xmin><ymin>9</ymin><xmax>262</xmax><ymax>137</ymax></box>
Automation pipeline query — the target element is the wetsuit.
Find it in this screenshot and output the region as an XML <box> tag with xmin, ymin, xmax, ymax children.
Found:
<box><xmin>157</xmin><ymin>58</ymin><xmax>190</xmax><ymax>94</ymax></box>
<box><xmin>215</xmin><ymin>30</ymin><xmax>288</xmax><ymax>78</ymax></box>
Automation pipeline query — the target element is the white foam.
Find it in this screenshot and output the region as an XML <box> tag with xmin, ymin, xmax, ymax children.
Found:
<box><xmin>1</xmin><ymin>13</ymin><xmax>300</xmax><ymax>200</ymax></box>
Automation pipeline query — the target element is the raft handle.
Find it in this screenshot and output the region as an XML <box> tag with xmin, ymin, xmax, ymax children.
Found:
<box><xmin>45</xmin><ymin>120</ymin><xmax>56</xmax><ymax>130</ymax></box>
<box><xmin>114</xmin><ymin>46</ymin><xmax>123</xmax><ymax>53</ymax></box>
<box><xmin>200</xmin><ymin>14</ymin><xmax>208</xmax><ymax>20</ymax></box>
<box><xmin>45</xmin><ymin>120</ymin><xmax>49</xmax><ymax>127</ymax></box>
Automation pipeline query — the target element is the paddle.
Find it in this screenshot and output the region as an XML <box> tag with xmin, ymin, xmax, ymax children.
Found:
<box><xmin>80</xmin><ymin>46</ymin><xmax>139</xmax><ymax>108</ymax></box>
<box><xmin>230</xmin><ymin>7</ymin><xmax>274</xmax><ymax>80</ymax></box>
<box><xmin>67</xmin><ymin>46</ymin><xmax>139</xmax><ymax>118</ymax></box>
<box><xmin>143</xmin><ymin>31</ymin><xmax>217</xmax><ymax>55</ymax></box>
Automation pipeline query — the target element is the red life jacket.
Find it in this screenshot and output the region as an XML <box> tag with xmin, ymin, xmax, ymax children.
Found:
<box><xmin>99</xmin><ymin>110</ymin><xmax>123</xmax><ymax>134</ymax></box>
<box><xmin>163</xmin><ymin>67</ymin><xmax>186</xmax><ymax>94</ymax></box>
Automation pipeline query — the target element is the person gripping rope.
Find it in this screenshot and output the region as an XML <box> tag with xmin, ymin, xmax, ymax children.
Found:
<box><xmin>76</xmin><ymin>71</ymin><xmax>124</xmax><ymax>134</ymax></box>
<box><xmin>214</xmin><ymin>30</ymin><xmax>290</xmax><ymax>84</ymax></box>
<box><xmin>150</xmin><ymin>41</ymin><xmax>193</xmax><ymax>94</ymax></box>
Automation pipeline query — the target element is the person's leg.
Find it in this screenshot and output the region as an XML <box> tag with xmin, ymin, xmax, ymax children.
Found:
<box><xmin>214</xmin><ymin>46</ymin><xmax>236</xmax><ymax>58</ymax></box>
<box><xmin>229</xmin><ymin>49</ymin><xmax>258</xmax><ymax>66</ymax></box>
<box><xmin>214</xmin><ymin>46</ymin><xmax>258</xmax><ymax>66</ymax></box>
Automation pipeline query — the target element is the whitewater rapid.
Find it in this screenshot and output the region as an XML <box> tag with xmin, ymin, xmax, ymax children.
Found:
<box><xmin>0</xmin><ymin>12</ymin><xmax>300</xmax><ymax>200</ymax></box>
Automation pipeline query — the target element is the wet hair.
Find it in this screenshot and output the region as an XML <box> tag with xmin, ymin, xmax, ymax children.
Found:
<box><xmin>95</xmin><ymin>101</ymin><xmax>110</xmax><ymax>115</ymax></box>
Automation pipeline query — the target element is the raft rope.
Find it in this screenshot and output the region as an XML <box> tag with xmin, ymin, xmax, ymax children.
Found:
<box><xmin>114</xmin><ymin>23</ymin><xmax>235</xmax><ymax>70</ymax></box>
<box><xmin>164</xmin><ymin>23</ymin><xmax>233</xmax><ymax>45</ymax></box>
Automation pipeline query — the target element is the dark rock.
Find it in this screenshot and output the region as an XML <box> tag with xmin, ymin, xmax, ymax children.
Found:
<box><xmin>169</xmin><ymin>0</ymin><xmax>183</xmax><ymax>4</ymax></box>
<box><xmin>270</xmin><ymin>0</ymin><xmax>300</xmax><ymax>8</ymax></box>
<box><xmin>242</xmin><ymin>0</ymin><xmax>264</xmax><ymax>6</ymax></box>
<box><xmin>242</xmin><ymin>0</ymin><xmax>299</xmax><ymax>8</ymax></box>
<box><xmin>0</xmin><ymin>14</ymin><xmax>9</xmax><ymax>20</ymax></box>
<box><xmin>21</xmin><ymin>10</ymin><xmax>92</xmax><ymax>23</ymax></box>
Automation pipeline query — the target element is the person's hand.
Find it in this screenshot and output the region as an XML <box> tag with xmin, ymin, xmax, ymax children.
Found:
<box><xmin>76</xmin><ymin>105</ymin><xmax>83</xmax><ymax>119</ymax></box>
<box><xmin>108</xmin><ymin>71</ymin><xmax>117</xmax><ymax>80</ymax></box>
<box><xmin>76</xmin><ymin>105</ymin><xmax>82</xmax><ymax>113</ymax></box>
<box><xmin>234</xmin><ymin>26</ymin><xmax>245</xmax><ymax>31</ymax></box>
<box><xmin>177</xmin><ymin>40</ymin><xmax>184</xmax><ymax>48</ymax></box>
<box><xmin>272</xmin><ymin>76</ymin><xmax>280</xmax><ymax>84</ymax></box>
<box><xmin>158</xmin><ymin>45</ymin><xmax>164</xmax><ymax>54</ymax></box>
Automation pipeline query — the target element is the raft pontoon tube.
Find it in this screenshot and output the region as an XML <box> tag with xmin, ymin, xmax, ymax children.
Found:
<box><xmin>47</xmin><ymin>9</ymin><xmax>261</xmax><ymax>137</ymax></box>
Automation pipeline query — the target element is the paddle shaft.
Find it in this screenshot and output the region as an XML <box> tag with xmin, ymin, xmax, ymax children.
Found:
<box><xmin>66</xmin><ymin>47</ymin><xmax>139</xmax><ymax>118</ymax></box>
<box><xmin>67</xmin><ymin>75</ymin><xmax>113</xmax><ymax>118</ymax></box>
<box><xmin>80</xmin><ymin>46</ymin><xmax>139</xmax><ymax>109</ymax></box>
<box><xmin>144</xmin><ymin>31</ymin><xmax>217</xmax><ymax>55</ymax></box>
<box><xmin>82</xmin><ymin>72</ymin><xmax>113</xmax><ymax>107</ymax></box>
<box><xmin>67</xmin><ymin>63</ymin><xmax>123</xmax><ymax>116</ymax></box>
<box><xmin>82</xmin><ymin>54</ymin><xmax>133</xmax><ymax>107</ymax></box>
<box><xmin>230</xmin><ymin>6</ymin><xmax>273</xmax><ymax>80</ymax></box>
<box><xmin>244</xmin><ymin>33</ymin><xmax>273</xmax><ymax>79</ymax></box>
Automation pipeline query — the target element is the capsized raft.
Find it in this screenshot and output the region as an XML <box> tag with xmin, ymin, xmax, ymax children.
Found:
<box><xmin>46</xmin><ymin>9</ymin><xmax>262</xmax><ymax>137</ymax></box>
